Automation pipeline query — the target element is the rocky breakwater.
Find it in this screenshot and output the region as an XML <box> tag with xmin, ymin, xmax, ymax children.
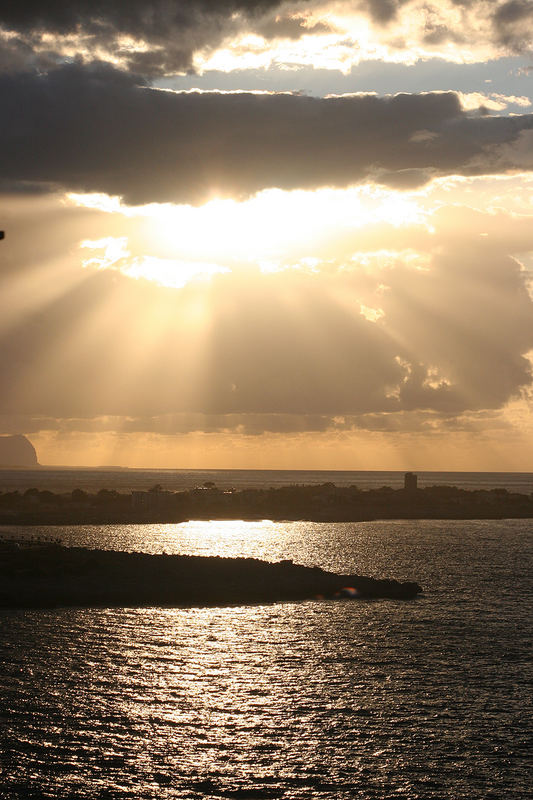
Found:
<box><xmin>0</xmin><ymin>540</ymin><xmax>422</xmax><ymax>608</ymax></box>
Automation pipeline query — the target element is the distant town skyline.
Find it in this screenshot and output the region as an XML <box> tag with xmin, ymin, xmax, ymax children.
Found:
<box><xmin>1</xmin><ymin>1</ymin><xmax>532</xmax><ymax>469</ymax></box>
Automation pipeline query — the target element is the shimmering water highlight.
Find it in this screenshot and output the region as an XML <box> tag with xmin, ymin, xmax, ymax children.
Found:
<box><xmin>1</xmin><ymin>519</ymin><xmax>531</xmax><ymax>799</ymax></box>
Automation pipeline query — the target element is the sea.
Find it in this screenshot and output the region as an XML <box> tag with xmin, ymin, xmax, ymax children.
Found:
<box><xmin>0</xmin><ymin>467</ymin><xmax>532</xmax><ymax>494</ymax></box>
<box><xmin>0</xmin><ymin>470</ymin><xmax>532</xmax><ymax>799</ymax></box>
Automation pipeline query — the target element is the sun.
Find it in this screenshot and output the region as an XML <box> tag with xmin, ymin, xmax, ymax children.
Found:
<box><xmin>71</xmin><ymin>186</ymin><xmax>426</xmax><ymax>288</ymax></box>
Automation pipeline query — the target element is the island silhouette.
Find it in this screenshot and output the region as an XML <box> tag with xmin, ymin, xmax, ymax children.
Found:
<box><xmin>0</xmin><ymin>435</ymin><xmax>39</xmax><ymax>467</ymax></box>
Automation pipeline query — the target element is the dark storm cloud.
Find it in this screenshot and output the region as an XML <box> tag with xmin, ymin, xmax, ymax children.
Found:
<box><xmin>1</xmin><ymin>2</ymin><xmax>532</xmax><ymax>78</ymax></box>
<box><xmin>0</xmin><ymin>0</ymin><xmax>283</xmax><ymax>35</ymax></box>
<box><xmin>0</xmin><ymin>34</ymin><xmax>39</xmax><ymax>73</ymax></box>
<box><xmin>493</xmin><ymin>0</ymin><xmax>533</xmax><ymax>50</ymax></box>
<box><xmin>2</xmin><ymin>63</ymin><xmax>533</xmax><ymax>205</ymax></box>
<box><xmin>356</xmin><ymin>0</ymin><xmax>409</xmax><ymax>23</ymax></box>
<box><xmin>493</xmin><ymin>0</ymin><xmax>533</xmax><ymax>23</ymax></box>
<box><xmin>0</xmin><ymin>0</ymin><xmax>296</xmax><ymax>75</ymax></box>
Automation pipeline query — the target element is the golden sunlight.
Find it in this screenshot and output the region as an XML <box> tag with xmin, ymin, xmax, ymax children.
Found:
<box><xmin>71</xmin><ymin>186</ymin><xmax>426</xmax><ymax>288</ymax></box>
<box><xmin>190</xmin><ymin>2</ymin><xmax>499</xmax><ymax>75</ymax></box>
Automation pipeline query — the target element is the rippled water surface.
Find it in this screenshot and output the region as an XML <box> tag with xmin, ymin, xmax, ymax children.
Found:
<box><xmin>1</xmin><ymin>520</ymin><xmax>532</xmax><ymax>799</ymax></box>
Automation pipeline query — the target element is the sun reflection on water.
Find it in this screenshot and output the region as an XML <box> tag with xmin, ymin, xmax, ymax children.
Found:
<box><xmin>1</xmin><ymin>521</ymin><xmax>530</xmax><ymax>798</ymax></box>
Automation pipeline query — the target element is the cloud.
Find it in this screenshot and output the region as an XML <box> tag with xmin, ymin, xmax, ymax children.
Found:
<box><xmin>1</xmin><ymin>408</ymin><xmax>504</xmax><ymax>436</ymax></box>
<box><xmin>0</xmin><ymin>0</ymin><xmax>299</xmax><ymax>75</ymax></box>
<box><xmin>356</xmin><ymin>0</ymin><xmax>409</xmax><ymax>24</ymax></box>
<box><xmin>357</xmin><ymin>1</ymin><xmax>533</xmax><ymax>53</ymax></box>
<box><xmin>1</xmin><ymin>63</ymin><xmax>533</xmax><ymax>204</ymax></box>
<box><xmin>0</xmin><ymin>1</ymin><xmax>532</xmax><ymax>77</ymax></box>
<box><xmin>493</xmin><ymin>0</ymin><xmax>533</xmax><ymax>50</ymax></box>
<box><xmin>1</xmin><ymin>192</ymin><xmax>532</xmax><ymax>436</ymax></box>
<box><xmin>257</xmin><ymin>14</ymin><xmax>333</xmax><ymax>40</ymax></box>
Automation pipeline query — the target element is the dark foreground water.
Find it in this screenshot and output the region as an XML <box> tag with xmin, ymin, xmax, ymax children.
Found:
<box><xmin>0</xmin><ymin>519</ymin><xmax>532</xmax><ymax>799</ymax></box>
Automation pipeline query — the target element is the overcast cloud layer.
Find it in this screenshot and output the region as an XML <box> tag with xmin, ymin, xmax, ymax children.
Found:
<box><xmin>2</xmin><ymin>63</ymin><xmax>533</xmax><ymax>204</ymax></box>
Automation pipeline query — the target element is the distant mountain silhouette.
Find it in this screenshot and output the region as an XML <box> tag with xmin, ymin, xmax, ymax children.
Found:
<box><xmin>0</xmin><ymin>435</ymin><xmax>38</xmax><ymax>467</ymax></box>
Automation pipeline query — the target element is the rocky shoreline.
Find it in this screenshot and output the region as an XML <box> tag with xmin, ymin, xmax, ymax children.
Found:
<box><xmin>0</xmin><ymin>540</ymin><xmax>422</xmax><ymax>608</ymax></box>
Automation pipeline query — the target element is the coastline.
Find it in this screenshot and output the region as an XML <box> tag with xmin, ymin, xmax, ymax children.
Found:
<box><xmin>0</xmin><ymin>540</ymin><xmax>422</xmax><ymax>608</ymax></box>
<box><xmin>2</xmin><ymin>511</ymin><xmax>533</xmax><ymax>525</ymax></box>
<box><xmin>1</xmin><ymin>482</ymin><xmax>532</xmax><ymax>525</ymax></box>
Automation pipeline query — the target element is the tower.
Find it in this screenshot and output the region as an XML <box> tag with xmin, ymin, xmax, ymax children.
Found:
<box><xmin>404</xmin><ymin>472</ymin><xmax>418</xmax><ymax>491</ymax></box>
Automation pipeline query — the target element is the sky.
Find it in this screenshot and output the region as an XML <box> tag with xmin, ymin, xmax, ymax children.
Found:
<box><xmin>1</xmin><ymin>0</ymin><xmax>533</xmax><ymax>470</ymax></box>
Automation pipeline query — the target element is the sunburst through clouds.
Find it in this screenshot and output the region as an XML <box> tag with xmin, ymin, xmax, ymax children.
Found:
<box><xmin>1</xmin><ymin>1</ymin><xmax>533</xmax><ymax>467</ymax></box>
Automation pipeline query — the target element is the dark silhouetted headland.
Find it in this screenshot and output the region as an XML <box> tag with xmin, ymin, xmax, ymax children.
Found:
<box><xmin>0</xmin><ymin>539</ymin><xmax>422</xmax><ymax>607</ymax></box>
<box><xmin>0</xmin><ymin>435</ymin><xmax>38</xmax><ymax>467</ymax></box>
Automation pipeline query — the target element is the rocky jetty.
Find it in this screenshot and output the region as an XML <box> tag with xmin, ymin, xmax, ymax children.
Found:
<box><xmin>0</xmin><ymin>435</ymin><xmax>38</xmax><ymax>467</ymax></box>
<box><xmin>0</xmin><ymin>540</ymin><xmax>422</xmax><ymax>608</ymax></box>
